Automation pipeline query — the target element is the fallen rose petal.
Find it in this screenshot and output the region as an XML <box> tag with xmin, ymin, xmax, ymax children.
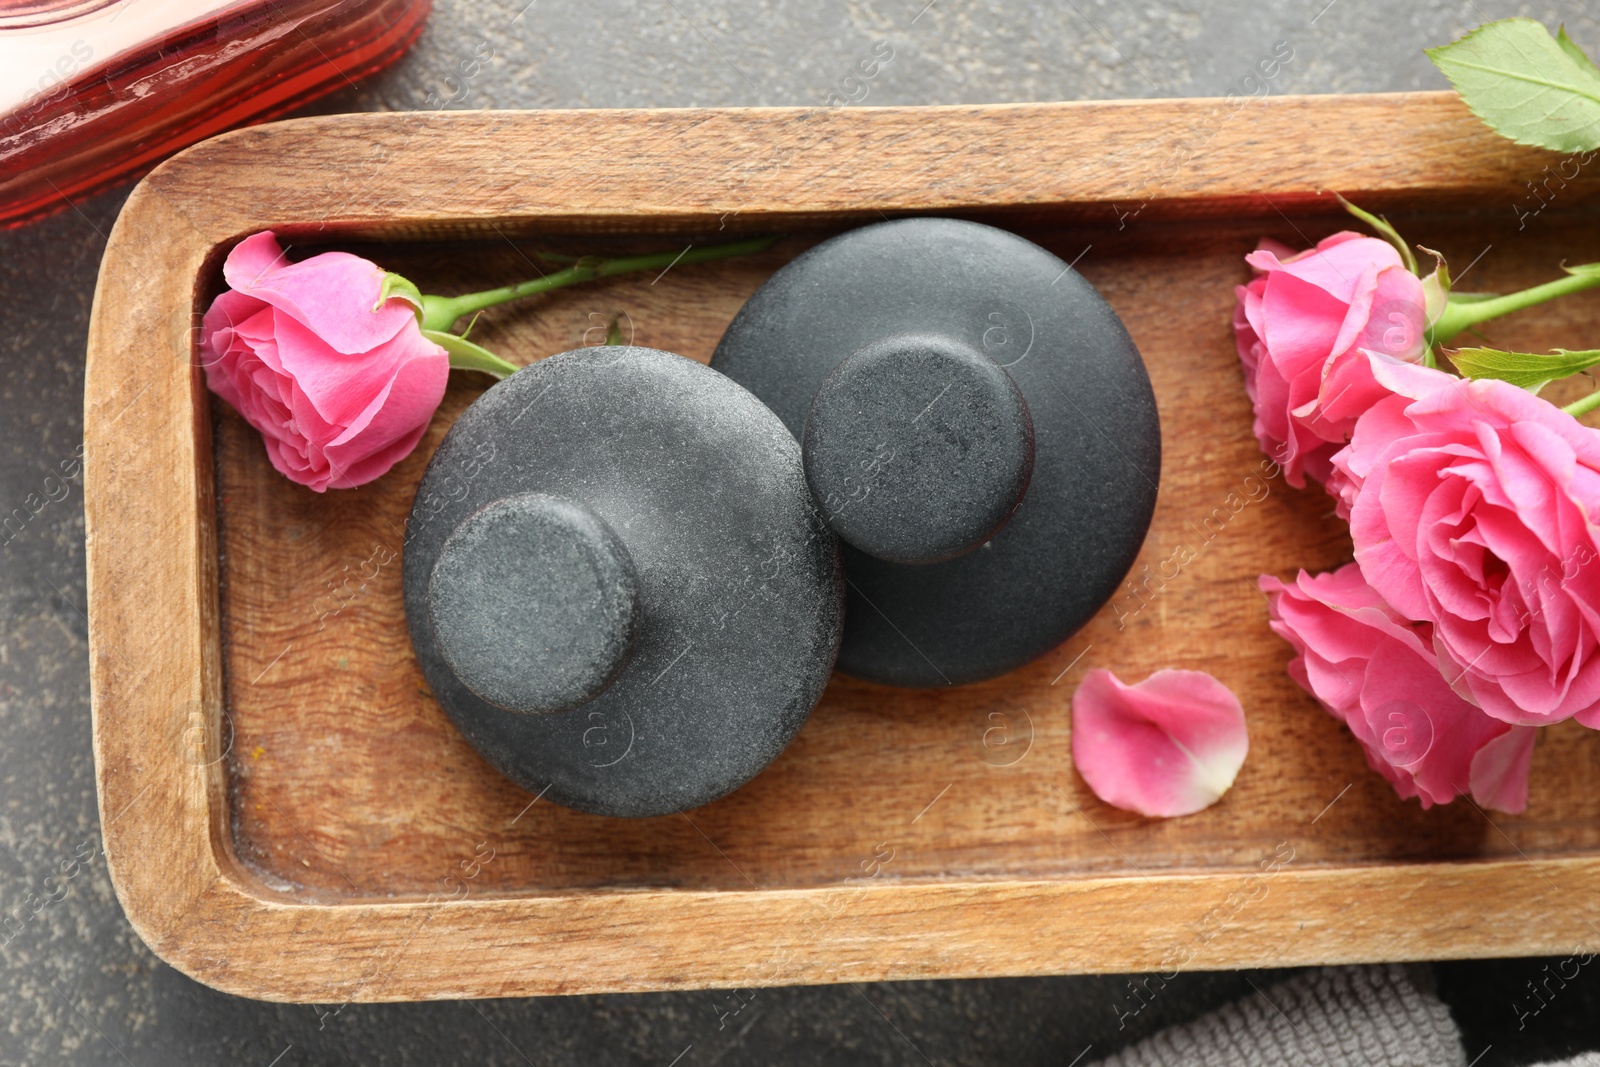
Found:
<box><xmin>1071</xmin><ymin>668</ymin><xmax>1249</xmax><ymax>818</ymax></box>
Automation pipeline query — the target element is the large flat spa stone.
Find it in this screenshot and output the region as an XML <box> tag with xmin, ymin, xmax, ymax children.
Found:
<box><xmin>711</xmin><ymin>218</ymin><xmax>1161</xmax><ymax>688</ymax></box>
<box><xmin>403</xmin><ymin>346</ymin><xmax>844</xmax><ymax>818</ymax></box>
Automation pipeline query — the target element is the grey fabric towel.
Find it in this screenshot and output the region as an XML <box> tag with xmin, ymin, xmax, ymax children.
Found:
<box><xmin>1092</xmin><ymin>964</ymin><xmax>1598</xmax><ymax>1067</ymax></box>
<box><xmin>1093</xmin><ymin>964</ymin><xmax>1463</xmax><ymax>1067</ymax></box>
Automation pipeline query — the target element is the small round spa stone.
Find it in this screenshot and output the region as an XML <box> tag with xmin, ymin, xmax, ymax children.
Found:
<box><xmin>711</xmin><ymin>217</ymin><xmax>1161</xmax><ymax>688</ymax></box>
<box><xmin>803</xmin><ymin>332</ymin><xmax>1033</xmax><ymax>564</ymax></box>
<box><xmin>403</xmin><ymin>346</ymin><xmax>844</xmax><ymax>818</ymax></box>
<box><xmin>427</xmin><ymin>493</ymin><xmax>640</xmax><ymax>714</ymax></box>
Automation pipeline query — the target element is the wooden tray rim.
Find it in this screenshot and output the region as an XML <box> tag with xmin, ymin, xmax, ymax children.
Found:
<box><xmin>84</xmin><ymin>92</ymin><xmax>1600</xmax><ymax>1002</ymax></box>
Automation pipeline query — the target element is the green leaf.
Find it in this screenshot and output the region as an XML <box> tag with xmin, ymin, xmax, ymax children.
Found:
<box><xmin>375</xmin><ymin>272</ymin><xmax>425</xmax><ymax>319</ymax></box>
<box><xmin>1426</xmin><ymin>18</ymin><xmax>1600</xmax><ymax>152</ymax></box>
<box><xmin>1337</xmin><ymin>195</ymin><xmax>1417</xmax><ymax>275</ymax></box>
<box><xmin>1448</xmin><ymin>345</ymin><xmax>1600</xmax><ymax>392</ymax></box>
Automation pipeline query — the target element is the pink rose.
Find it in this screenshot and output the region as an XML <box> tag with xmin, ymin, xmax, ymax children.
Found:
<box><xmin>199</xmin><ymin>231</ymin><xmax>450</xmax><ymax>491</ymax></box>
<box><xmin>1234</xmin><ymin>232</ymin><xmax>1428</xmax><ymax>489</ymax></box>
<box><xmin>1333</xmin><ymin>357</ymin><xmax>1600</xmax><ymax>727</ymax></box>
<box><xmin>1071</xmin><ymin>668</ymin><xmax>1249</xmax><ymax>818</ymax></box>
<box><xmin>1261</xmin><ymin>563</ymin><xmax>1535</xmax><ymax>812</ymax></box>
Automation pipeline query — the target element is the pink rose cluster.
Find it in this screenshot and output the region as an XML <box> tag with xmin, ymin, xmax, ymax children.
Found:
<box><xmin>1238</xmin><ymin>233</ymin><xmax>1600</xmax><ymax>813</ymax></box>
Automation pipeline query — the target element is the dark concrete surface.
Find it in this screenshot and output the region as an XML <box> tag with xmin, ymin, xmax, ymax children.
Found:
<box><xmin>4</xmin><ymin>0</ymin><xmax>1600</xmax><ymax>1063</ymax></box>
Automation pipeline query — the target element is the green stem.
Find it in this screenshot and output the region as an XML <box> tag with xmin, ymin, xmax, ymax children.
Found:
<box><xmin>421</xmin><ymin>329</ymin><xmax>521</xmax><ymax>379</ymax></box>
<box><xmin>418</xmin><ymin>235</ymin><xmax>780</xmax><ymax>333</ymax></box>
<box><xmin>1564</xmin><ymin>389</ymin><xmax>1600</xmax><ymax>418</ymax></box>
<box><xmin>1432</xmin><ymin>271</ymin><xmax>1600</xmax><ymax>346</ymax></box>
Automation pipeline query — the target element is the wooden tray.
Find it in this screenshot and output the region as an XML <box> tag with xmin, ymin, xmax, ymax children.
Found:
<box><xmin>85</xmin><ymin>93</ymin><xmax>1600</xmax><ymax>1002</ymax></box>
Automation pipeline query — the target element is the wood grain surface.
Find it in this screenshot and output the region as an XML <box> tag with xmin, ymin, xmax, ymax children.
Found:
<box><xmin>86</xmin><ymin>94</ymin><xmax>1600</xmax><ymax>1002</ymax></box>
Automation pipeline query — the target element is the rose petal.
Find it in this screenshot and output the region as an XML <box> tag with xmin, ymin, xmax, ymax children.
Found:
<box><xmin>1071</xmin><ymin>669</ymin><xmax>1248</xmax><ymax>818</ymax></box>
<box><xmin>1468</xmin><ymin>726</ymin><xmax>1536</xmax><ymax>814</ymax></box>
<box><xmin>1249</xmin><ymin>234</ymin><xmax>1403</xmax><ymax>304</ymax></box>
<box><xmin>1261</xmin><ymin>563</ymin><xmax>1536</xmax><ymax>811</ymax></box>
<box><xmin>222</xmin><ymin>231</ymin><xmax>417</xmax><ymax>355</ymax></box>
<box><xmin>1257</xmin><ymin>271</ymin><xmax>1347</xmax><ymax>382</ymax></box>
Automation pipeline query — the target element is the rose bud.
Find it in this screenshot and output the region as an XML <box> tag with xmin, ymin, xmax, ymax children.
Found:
<box><xmin>1234</xmin><ymin>232</ymin><xmax>1428</xmax><ymax>490</ymax></box>
<box><xmin>199</xmin><ymin>232</ymin><xmax>451</xmax><ymax>492</ymax></box>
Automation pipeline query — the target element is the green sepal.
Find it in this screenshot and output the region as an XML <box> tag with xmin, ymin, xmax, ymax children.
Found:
<box><xmin>1337</xmin><ymin>194</ymin><xmax>1417</xmax><ymax>275</ymax></box>
<box><xmin>376</xmin><ymin>272</ymin><xmax>425</xmax><ymax>319</ymax></box>
<box><xmin>419</xmin><ymin>329</ymin><xmax>521</xmax><ymax>379</ymax></box>
<box><xmin>1416</xmin><ymin>245</ymin><xmax>1449</xmax><ymax>364</ymax></box>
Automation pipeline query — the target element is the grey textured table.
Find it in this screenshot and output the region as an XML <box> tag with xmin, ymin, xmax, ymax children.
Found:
<box><xmin>3</xmin><ymin>1</ymin><xmax>1599</xmax><ymax>1063</ymax></box>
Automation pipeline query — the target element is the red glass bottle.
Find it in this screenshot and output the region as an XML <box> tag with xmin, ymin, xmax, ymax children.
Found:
<box><xmin>0</xmin><ymin>0</ymin><xmax>431</xmax><ymax>228</ymax></box>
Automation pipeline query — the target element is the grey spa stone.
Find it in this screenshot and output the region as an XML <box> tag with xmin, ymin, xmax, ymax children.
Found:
<box><xmin>428</xmin><ymin>492</ymin><xmax>642</xmax><ymax>715</ymax></box>
<box><xmin>403</xmin><ymin>346</ymin><xmax>844</xmax><ymax>818</ymax></box>
<box><xmin>711</xmin><ymin>218</ymin><xmax>1161</xmax><ymax>688</ymax></box>
<box><xmin>802</xmin><ymin>331</ymin><xmax>1034</xmax><ymax>565</ymax></box>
